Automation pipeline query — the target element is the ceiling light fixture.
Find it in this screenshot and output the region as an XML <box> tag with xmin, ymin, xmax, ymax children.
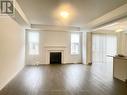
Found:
<box><xmin>60</xmin><ymin>11</ymin><xmax>69</xmax><ymax>18</ymax></box>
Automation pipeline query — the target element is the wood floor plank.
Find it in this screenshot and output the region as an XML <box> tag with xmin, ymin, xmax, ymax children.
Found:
<box><xmin>0</xmin><ymin>64</ymin><xmax>127</xmax><ymax>95</ymax></box>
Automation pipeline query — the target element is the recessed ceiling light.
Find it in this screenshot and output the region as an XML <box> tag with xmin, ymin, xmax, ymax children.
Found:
<box><xmin>60</xmin><ymin>11</ymin><xmax>69</xmax><ymax>18</ymax></box>
<box><xmin>115</xmin><ymin>29</ymin><xmax>124</xmax><ymax>32</ymax></box>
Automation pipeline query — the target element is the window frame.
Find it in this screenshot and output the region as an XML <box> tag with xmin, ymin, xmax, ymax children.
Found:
<box><xmin>70</xmin><ymin>32</ymin><xmax>81</xmax><ymax>55</ymax></box>
<box><xmin>27</xmin><ymin>31</ymin><xmax>40</xmax><ymax>56</ymax></box>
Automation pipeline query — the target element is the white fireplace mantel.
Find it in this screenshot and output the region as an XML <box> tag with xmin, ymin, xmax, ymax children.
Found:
<box><xmin>45</xmin><ymin>46</ymin><xmax>66</xmax><ymax>64</ymax></box>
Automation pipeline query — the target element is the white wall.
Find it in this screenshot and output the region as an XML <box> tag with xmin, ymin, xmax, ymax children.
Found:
<box><xmin>117</xmin><ymin>32</ymin><xmax>127</xmax><ymax>56</ymax></box>
<box><xmin>26</xmin><ymin>30</ymin><xmax>82</xmax><ymax>64</ymax></box>
<box><xmin>0</xmin><ymin>16</ymin><xmax>25</xmax><ymax>90</ymax></box>
<box><xmin>82</xmin><ymin>32</ymin><xmax>87</xmax><ymax>64</ymax></box>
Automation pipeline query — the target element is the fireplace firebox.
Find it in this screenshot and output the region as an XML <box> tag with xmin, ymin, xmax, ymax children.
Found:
<box><xmin>50</xmin><ymin>52</ymin><xmax>62</xmax><ymax>64</ymax></box>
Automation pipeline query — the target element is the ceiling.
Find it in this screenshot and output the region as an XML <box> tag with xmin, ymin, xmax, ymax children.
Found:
<box><xmin>96</xmin><ymin>18</ymin><xmax>127</xmax><ymax>31</ymax></box>
<box><xmin>17</xmin><ymin>0</ymin><xmax>127</xmax><ymax>27</ymax></box>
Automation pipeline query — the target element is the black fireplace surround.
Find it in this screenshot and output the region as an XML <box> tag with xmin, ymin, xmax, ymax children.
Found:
<box><xmin>50</xmin><ymin>52</ymin><xmax>62</xmax><ymax>64</ymax></box>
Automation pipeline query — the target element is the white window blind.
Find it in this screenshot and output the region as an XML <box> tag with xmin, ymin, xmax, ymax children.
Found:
<box><xmin>71</xmin><ymin>33</ymin><xmax>80</xmax><ymax>55</ymax></box>
<box><xmin>92</xmin><ymin>34</ymin><xmax>117</xmax><ymax>64</ymax></box>
<box><xmin>28</xmin><ymin>32</ymin><xmax>39</xmax><ymax>55</ymax></box>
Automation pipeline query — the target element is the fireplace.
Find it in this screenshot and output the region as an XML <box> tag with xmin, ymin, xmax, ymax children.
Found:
<box><xmin>50</xmin><ymin>52</ymin><xmax>62</xmax><ymax>64</ymax></box>
<box><xmin>45</xmin><ymin>46</ymin><xmax>65</xmax><ymax>64</ymax></box>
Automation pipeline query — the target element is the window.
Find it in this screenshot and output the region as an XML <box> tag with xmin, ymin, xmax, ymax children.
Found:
<box><xmin>92</xmin><ymin>34</ymin><xmax>117</xmax><ymax>64</ymax></box>
<box><xmin>71</xmin><ymin>33</ymin><xmax>80</xmax><ymax>55</ymax></box>
<box><xmin>28</xmin><ymin>32</ymin><xmax>39</xmax><ymax>55</ymax></box>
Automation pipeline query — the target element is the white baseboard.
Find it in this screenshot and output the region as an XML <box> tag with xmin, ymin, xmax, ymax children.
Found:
<box><xmin>0</xmin><ymin>65</ymin><xmax>24</xmax><ymax>91</ymax></box>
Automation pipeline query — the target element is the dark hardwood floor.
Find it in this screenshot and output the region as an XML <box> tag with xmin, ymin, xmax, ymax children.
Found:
<box><xmin>0</xmin><ymin>63</ymin><xmax>127</xmax><ymax>95</ymax></box>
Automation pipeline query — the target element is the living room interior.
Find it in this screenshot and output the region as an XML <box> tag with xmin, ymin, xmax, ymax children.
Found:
<box><xmin>0</xmin><ymin>0</ymin><xmax>127</xmax><ymax>95</ymax></box>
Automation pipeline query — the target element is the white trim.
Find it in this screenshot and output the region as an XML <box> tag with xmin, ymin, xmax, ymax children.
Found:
<box><xmin>31</xmin><ymin>24</ymin><xmax>81</xmax><ymax>31</ymax></box>
<box><xmin>45</xmin><ymin>46</ymin><xmax>66</xmax><ymax>64</ymax></box>
<box><xmin>87</xmin><ymin>3</ymin><xmax>127</xmax><ymax>28</ymax></box>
